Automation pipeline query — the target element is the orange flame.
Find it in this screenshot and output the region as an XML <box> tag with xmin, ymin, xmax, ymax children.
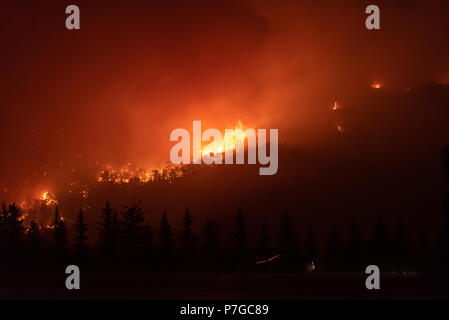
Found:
<box><xmin>332</xmin><ymin>101</ymin><xmax>339</xmax><ymax>111</ymax></box>
<box><xmin>201</xmin><ymin>121</ymin><xmax>253</xmax><ymax>157</ymax></box>
<box><xmin>337</xmin><ymin>124</ymin><xmax>345</xmax><ymax>133</ymax></box>
<box><xmin>97</xmin><ymin>163</ymin><xmax>182</xmax><ymax>184</ymax></box>
<box><xmin>40</xmin><ymin>191</ymin><xmax>58</xmax><ymax>206</ymax></box>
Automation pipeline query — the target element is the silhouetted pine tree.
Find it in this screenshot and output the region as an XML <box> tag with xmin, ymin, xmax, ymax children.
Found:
<box><xmin>120</xmin><ymin>202</ymin><xmax>145</xmax><ymax>261</ymax></box>
<box><xmin>74</xmin><ymin>209</ymin><xmax>89</xmax><ymax>263</ymax></box>
<box><xmin>202</xmin><ymin>219</ymin><xmax>220</xmax><ymax>270</ymax></box>
<box><xmin>325</xmin><ymin>225</ymin><xmax>341</xmax><ymax>271</ymax></box>
<box><xmin>279</xmin><ymin>211</ymin><xmax>301</xmax><ymax>270</ymax></box>
<box><xmin>393</xmin><ymin>220</ymin><xmax>408</xmax><ymax>271</ymax></box>
<box><xmin>98</xmin><ymin>201</ymin><xmax>114</xmax><ymax>257</ymax></box>
<box><xmin>142</xmin><ymin>225</ymin><xmax>155</xmax><ymax>268</ymax></box>
<box><xmin>159</xmin><ymin>212</ymin><xmax>174</xmax><ymax>268</ymax></box>
<box><xmin>179</xmin><ymin>208</ymin><xmax>196</xmax><ymax>268</ymax></box>
<box><xmin>256</xmin><ymin>219</ymin><xmax>271</xmax><ymax>259</ymax></box>
<box><xmin>26</xmin><ymin>219</ymin><xmax>43</xmax><ymax>261</ymax></box>
<box><xmin>305</xmin><ymin>229</ymin><xmax>317</xmax><ymax>263</ymax></box>
<box><xmin>111</xmin><ymin>210</ymin><xmax>119</xmax><ymax>247</ymax></box>
<box><xmin>232</xmin><ymin>209</ymin><xmax>250</xmax><ymax>269</ymax></box>
<box><xmin>52</xmin><ymin>206</ymin><xmax>68</xmax><ymax>261</ymax></box>
<box><xmin>0</xmin><ymin>203</ymin><xmax>25</xmax><ymax>265</ymax></box>
<box><xmin>371</xmin><ymin>217</ymin><xmax>390</xmax><ymax>269</ymax></box>
<box><xmin>3</xmin><ymin>203</ymin><xmax>24</xmax><ymax>242</ymax></box>
<box><xmin>347</xmin><ymin>220</ymin><xmax>362</xmax><ymax>271</ymax></box>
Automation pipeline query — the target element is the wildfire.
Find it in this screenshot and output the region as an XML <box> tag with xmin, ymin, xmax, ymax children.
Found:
<box><xmin>97</xmin><ymin>163</ymin><xmax>183</xmax><ymax>184</ymax></box>
<box><xmin>16</xmin><ymin>190</ymin><xmax>60</xmax><ymax>228</ymax></box>
<box><xmin>337</xmin><ymin>124</ymin><xmax>345</xmax><ymax>134</ymax></box>
<box><xmin>97</xmin><ymin>164</ymin><xmax>156</xmax><ymax>184</ymax></box>
<box><xmin>371</xmin><ymin>82</ymin><xmax>382</xmax><ymax>89</ymax></box>
<box><xmin>40</xmin><ymin>191</ymin><xmax>58</xmax><ymax>206</ymax></box>
<box><xmin>201</xmin><ymin>121</ymin><xmax>254</xmax><ymax>157</ymax></box>
<box><xmin>332</xmin><ymin>101</ymin><xmax>339</xmax><ymax>111</ymax></box>
<box><xmin>95</xmin><ymin>122</ymin><xmax>254</xmax><ymax>185</ymax></box>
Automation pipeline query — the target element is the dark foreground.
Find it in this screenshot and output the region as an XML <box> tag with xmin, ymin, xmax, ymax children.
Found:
<box><xmin>1</xmin><ymin>272</ymin><xmax>448</xmax><ymax>300</ymax></box>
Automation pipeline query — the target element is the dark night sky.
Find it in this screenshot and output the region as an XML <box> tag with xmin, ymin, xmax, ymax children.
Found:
<box><xmin>0</xmin><ymin>0</ymin><xmax>449</xmax><ymax>240</ymax></box>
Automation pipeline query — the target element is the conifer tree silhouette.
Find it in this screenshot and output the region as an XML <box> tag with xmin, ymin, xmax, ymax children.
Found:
<box><xmin>74</xmin><ymin>208</ymin><xmax>89</xmax><ymax>263</ymax></box>
<box><xmin>372</xmin><ymin>217</ymin><xmax>390</xmax><ymax>269</ymax></box>
<box><xmin>98</xmin><ymin>201</ymin><xmax>116</xmax><ymax>259</ymax></box>
<box><xmin>179</xmin><ymin>208</ymin><xmax>196</xmax><ymax>268</ymax></box>
<box><xmin>256</xmin><ymin>219</ymin><xmax>271</xmax><ymax>259</ymax></box>
<box><xmin>159</xmin><ymin>211</ymin><xmax>174</xmax><ymax>268</ymax></box>
<box><xmin>2</xmin><ymin>203</ymin><xmax>24</xmax><ymax>244</ymax></box>
<box><xmin>52</xmin><ymin>206</ymin><xmax>68</xmax><ymax>261</ymax></box>
<box><xmin>393</xmin><ymin>220</ymin><xmax>408</xmax><ymax>271</ymax></box>
<box><xmin>26</xmin><ymin>219</ymin><xmax>43</xmax><ymax>264</ymax></box>
<box><xmin>232</xmin><ymin>209</ymin><xmax>249</xmax><ymax>269</ymax></box>
<box><xmin>347</xmin><ymin>220</ymin><xmax>362</xmax><ymax>271</ymax></box>
<box><xmin>305</xmin><ymin>229</ymin><xmax>317</xmax><ymax>263</ymax></box>
<box><xmin>279</xmin><ymin>211</ymin><xmax>301</xmax><ymax>270</ymax></box>
<box><xmin>0</xmin><ymin>203</ymin><xmax>25</xmax><ymax>266</ymax></box>
<box><xmin>325</xmin><ymin>225</ymin><xmax>341</xmax><ymax>271</ymax></box>
<box><xmin>120</xmin><ymin>202</ymin><xmax>145</xmax><ymax>261</ymax></box>
<box><xmin>111</xmin><ymin>208</ymin><xmax>120</xmax><ymax>253</ymax></box>
<box><xmin>142</xmin><ymin>225</ymin><xmax>155</xmax><ymax>268</ymax></box>
<box><xmin>202</xmin><ymin>219</ymin><xmax>220</xmax><ymax>270</ymax></box>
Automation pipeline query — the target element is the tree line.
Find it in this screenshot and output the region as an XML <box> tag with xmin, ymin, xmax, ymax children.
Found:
<box><xmin>1</xmin><ymin>200</ymin><xmax>447</xmax><ymax>274</ymax></box>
